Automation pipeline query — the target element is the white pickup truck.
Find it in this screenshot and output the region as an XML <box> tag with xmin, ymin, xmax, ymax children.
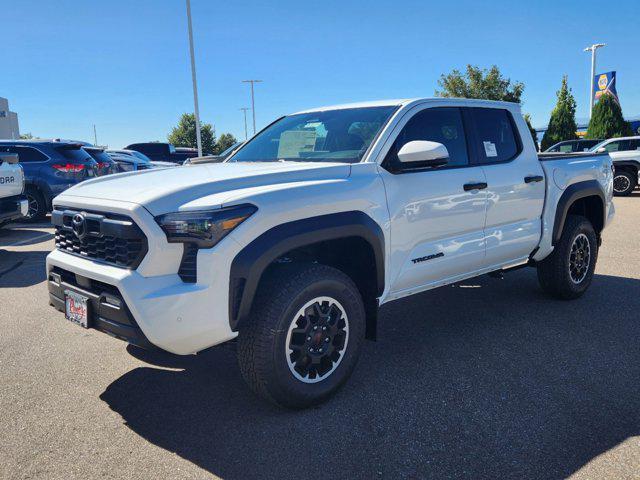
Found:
<box><xmin>46</xmin><ymin>98</ymin><xmax>614</xmax><ymax>408</ymax></box>
<box><xmin>0</xmin><ymin>153</ymin><xmax>28</xmax><ymax>228</ymax></box>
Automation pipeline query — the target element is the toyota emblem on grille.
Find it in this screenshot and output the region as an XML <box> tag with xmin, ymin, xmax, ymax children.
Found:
<box><xmin>71</xmin><ymin>213</ymin><xmax>87</xmax><ymax>240</ymax></box>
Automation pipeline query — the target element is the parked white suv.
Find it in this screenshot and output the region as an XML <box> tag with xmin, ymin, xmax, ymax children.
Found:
<box><xmin>590</xmin><ymin>136</ymin><xmax>640</xmax><ymax>195</ymax></box>
<box><xmin>46</xmin><ymin>98</ymin><xmax>614</xmax><ymax>407</ymax></box>
<box><xmin>0</xmin><ymin>153</ymin><xmax>28</xmax><ymax>227</ymax></box>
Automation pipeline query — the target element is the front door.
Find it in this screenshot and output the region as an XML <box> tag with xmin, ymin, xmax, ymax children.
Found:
<box><xmin>379</xmin><ymin>106</ymin><xmax>488</xmax><ymax>297</ymax></box>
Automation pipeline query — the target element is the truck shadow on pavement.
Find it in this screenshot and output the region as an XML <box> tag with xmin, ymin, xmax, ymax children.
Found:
<box><xmin>100</xmin><ymin>270</ymin><xmax>640</xmax><ymax>480</ymax></box>
<box><xmin>0</xmin><ymin>250</ymin><xmax>49</xmax><ymax>287</ymax></box>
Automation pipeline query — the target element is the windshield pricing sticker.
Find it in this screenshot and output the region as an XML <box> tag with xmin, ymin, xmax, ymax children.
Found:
<box><xmin>277</xmin><ymin>130</ymin><xmax>317</xmax><ymax>158</ymax></box>
<box><xmin>483</xmin><ymin>141</ymin><xmax>498</xmax><ymax>157</ymax></box>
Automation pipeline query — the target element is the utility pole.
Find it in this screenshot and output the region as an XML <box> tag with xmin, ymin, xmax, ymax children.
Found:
<box><xmin>186</xmin><ymin>0</ymin><xmax>202</xmax><ymax>156</ymax></box>
<box><xmin>240</xmin><ymin>108</ymin><xmax>250</xmax><ymax>140</ymax></box>
<box><xmin>584</xmin><ymin>43</ymin><xmax>606</xmax><ymax>119</ymax></box>
<box><xmin>93</xmin><ymin>124</ymin><xmax>98</xmax><ymax>146</ymax></box>
<box><xmin>242</xmin><ymin>80</ymin><xmax>262</xmax><ymax>134</ymax></box>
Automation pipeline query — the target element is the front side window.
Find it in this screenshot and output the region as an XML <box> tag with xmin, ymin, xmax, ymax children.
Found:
<box><xmin>469</xmin><ymin>108</ymin><xmax>520</xmax><ymax>164</ymax></box>
<box><xmin>558</xmin><ymin>142</ymin><xmax>574</xmax><ymax>153</ymax></box>
<box><xmin>230</xmin><ymin>106</ymin><xmax>397</xmax><ymax>164</ymax></box>
<box><xmin>384</xmin><ymin>107</ymin><xmax>469</xmax><ymax>170</ymax></box>
<box><xmin>605</xmin><ymin>141</ymin><xmax>620</xmax><ymax>152</ymax></box>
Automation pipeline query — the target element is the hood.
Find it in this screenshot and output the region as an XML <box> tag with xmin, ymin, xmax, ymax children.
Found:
<box><xmin>57</xmin><ymin>161</ymin><xmax>351</xmax><ymax>214</ymax></box>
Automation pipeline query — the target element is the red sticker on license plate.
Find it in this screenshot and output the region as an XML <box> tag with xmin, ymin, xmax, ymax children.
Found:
<box><xmin>65</xmin><ymin>290</ymin><xmax>89</xmax><ymax>328</ymax></box>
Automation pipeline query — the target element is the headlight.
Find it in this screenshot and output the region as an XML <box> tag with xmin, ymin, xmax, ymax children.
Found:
<box><xmin>156</xmin><ymin>204</ymin><xmax>257</xmax><ymax>248</ymax></box>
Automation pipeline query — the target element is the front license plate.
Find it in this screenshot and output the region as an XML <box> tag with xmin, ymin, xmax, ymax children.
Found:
<box><xmin>65</xmin><ymin>290</ymin><xmax>89</xmax><ymax>328</ymax></box>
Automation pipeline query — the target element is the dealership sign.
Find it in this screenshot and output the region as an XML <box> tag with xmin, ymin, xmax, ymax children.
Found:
<box><xmin>593</xmin><ymin>71</ymin><xmax>618</xmax><ymax>104</ymax></box>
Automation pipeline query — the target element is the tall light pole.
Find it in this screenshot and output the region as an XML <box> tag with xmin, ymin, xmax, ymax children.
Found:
<box><xmin>584</xmin><ymin>43</ymin><xmax>606</xmax><ymax>119</ymax></box>
<box><xmin>186</xmin><ymin>0</ymin><xmax>202</xmax><ymax>156</ymax></box>
<box><xmin>93</xmin><ymin>124</ymin><xmax>98</xmax><ymax>146</ymax></box>
<box><xmin>240</xmin><ymin>107</ymin><xmax>250</xmax><ymax>140</ymax></box>
<box><xmin>242</xmin><ymin>80</ymin><xmax>262</xmax><ymax>134</ymax></box>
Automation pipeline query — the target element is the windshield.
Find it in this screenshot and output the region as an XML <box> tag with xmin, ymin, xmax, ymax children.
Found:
<box><xmin>230</xmin><ymin>106</ymin><xmax>397</xmax><ymax>163</ymax></box>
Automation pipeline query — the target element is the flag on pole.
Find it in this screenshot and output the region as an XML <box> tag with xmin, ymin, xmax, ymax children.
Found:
<box><xmin>593</xmin><ymin>71</ymin><xmax>618</xmax><ymax>104</ymax></box>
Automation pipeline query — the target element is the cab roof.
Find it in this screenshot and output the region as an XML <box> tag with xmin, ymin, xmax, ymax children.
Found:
<box><xmin>292</xmin><ymin>97</ymin><xmax>521</xmax><ymax>115</ymax></box>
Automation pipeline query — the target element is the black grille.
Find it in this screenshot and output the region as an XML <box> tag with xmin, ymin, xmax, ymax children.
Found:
<box><xmin>52</xmin><ymin>207</ymin><xmax>148</xmax><ymax>269</ymax></box>
<box><xmin>178</xmin><ymin>243</ymin><xmax>199</xmax><ymax>283</ymax></box>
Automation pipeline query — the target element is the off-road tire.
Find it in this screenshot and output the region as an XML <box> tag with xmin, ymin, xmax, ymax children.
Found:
<box><xmin>537</xmin><ymin>215</ymin><xmax>598</xmax><ymax>300</ymax></box>
<box><xmin>237</xmin><ymin>263</ymin><xmax>365</xmax><ymax>408</ymax></box>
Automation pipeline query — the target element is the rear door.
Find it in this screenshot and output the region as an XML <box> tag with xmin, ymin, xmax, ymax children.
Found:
<box><xmin>466</xmin><ymin>107</ymin><xmax>545</xmax><ymax>267</ymax></box>
<box><xmin>379</xmin><ymin>106</ymin><xmax>488</xmax><ymax>296</ymax></box>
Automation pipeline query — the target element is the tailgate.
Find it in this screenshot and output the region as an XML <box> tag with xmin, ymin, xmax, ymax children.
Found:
<box><xmin>0</xmin><ymin>153</ymin><xmax>24</xmax><ymax>198</ymax></box>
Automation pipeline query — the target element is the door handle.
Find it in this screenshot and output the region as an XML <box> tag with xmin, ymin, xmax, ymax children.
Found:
<box><xmin>524</xmin><ymin>175</ymin><xmax>544</xmax><ymax>183</ymax></box>
<box><xmin>463</xmin><ymin>182</ymin><xmax>487</xmax><ymax>191</ymax></box>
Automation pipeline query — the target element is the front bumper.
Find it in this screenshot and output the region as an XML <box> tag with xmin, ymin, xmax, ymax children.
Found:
<box><xmin>45</xmin><ymin>197</ymin><xmax>240</xmax><ymax>355</ymax></box>
<box><xmin>48</xmin><ymin>266</ymin><xmax>155</xmax><ymax>349</ymax></box>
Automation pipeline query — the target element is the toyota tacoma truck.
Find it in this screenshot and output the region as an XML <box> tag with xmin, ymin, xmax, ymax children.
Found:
<box><xmin>46</xmin><ymin>98</ymin><xmax>614</xmax><ymax>408</ymax></box>
<box><xmin>0</xmin><ymin>153</ymin><xmax>28</xmax><ymax>227</ymax></box>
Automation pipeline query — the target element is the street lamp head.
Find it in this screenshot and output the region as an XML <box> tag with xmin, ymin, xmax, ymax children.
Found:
<box><xmin>584</xmin><ymin>43</ymin><xmax>606</xmax><ymax>52</ymax></box>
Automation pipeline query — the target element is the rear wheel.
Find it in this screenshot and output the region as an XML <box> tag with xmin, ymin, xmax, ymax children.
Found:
<box><xmin>24</xmin><ymin>186</ymin><xmax>46</xmax><ymax>221</ymax></box>
<box><xmin>237</xmin><ymin>263</ymin><xmax>365</xmax><ymax>408</ymax></box>
<box><xmin>537</xmin><ymin>215</ymin><xmax>598</xmax><ymax>299</ymax></box>
<box><xmin>612</xmin><ymin>170</ymin><xmax>637</xmax><ymax>196</ymax></box>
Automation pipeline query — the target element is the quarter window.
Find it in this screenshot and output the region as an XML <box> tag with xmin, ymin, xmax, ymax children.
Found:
<box><xmin>469</xmin><ymin>108</ymin><xmax>520</xmax><ymax>164</ymax></box>
<box><xmin>385</xmin><ymin>107</ymin><xmax>469</xmax><ymax>170</ymax></box>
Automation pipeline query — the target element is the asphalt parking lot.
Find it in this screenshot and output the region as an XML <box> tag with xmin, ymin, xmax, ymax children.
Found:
<box><xmin>1</xmin><ymin>196</ymin><xmax>639</xmax><ymax>480</ymax></box>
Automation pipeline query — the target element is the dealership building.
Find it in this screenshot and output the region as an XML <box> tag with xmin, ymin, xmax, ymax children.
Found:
<box><xmin>0</xmin><ymin>97</ymin><xmax>20</xmax><ymax>139</ymax></box>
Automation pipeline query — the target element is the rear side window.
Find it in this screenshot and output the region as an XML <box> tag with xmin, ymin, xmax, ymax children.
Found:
<box><xmin>0</xmin><ymin>145</ymin><xmax>48</xmax><ymax>162</ymax></box>
<box><xmin>385</xmin><ymin>107</ymin><xmax>469</xmax><ymax>170</ymax></box>
<box><xmin>469</xmin><ymin>108</ymin><xmax>520</xmax><ymax>164</ymax></box>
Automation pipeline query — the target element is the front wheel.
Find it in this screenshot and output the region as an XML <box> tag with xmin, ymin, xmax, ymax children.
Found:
<box><xmin>536</xmin><ymin>215</ymin><xmax>598</xmax><ymax>300</ymax></box>
<box><xmin>237</xmin><ymin>263</ymin><xmax>365</xmax><ymax>408</ymax></box>
<box><xmin>613</xmin><ymin>170</ymin><xmax>637</xmax><ymax>196</ymax></box>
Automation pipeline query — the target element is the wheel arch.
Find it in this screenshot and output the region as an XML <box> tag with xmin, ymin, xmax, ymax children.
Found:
<box><xmin>613</xmin><ymin>160</ymin><xmax>639</xmax><ymax>176</ymax></box>
<box><xmin>229</xmin><ymin>211</ymin><xmax>385</xmax><ymax>337</ymax></box>
<box><xmin>552</xmin><ymin>180</ymin><xmax>605</xmax><ymax>245</ymax></box>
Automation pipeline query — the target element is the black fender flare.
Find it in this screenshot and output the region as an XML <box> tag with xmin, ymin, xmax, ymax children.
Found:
<box><xmin>552</xmin><ymin>180</ymin><xmax>605</xmax><ymax>245</ymax></box>
<box><xmin>228</xmin><ymin>211</ymin><xmax>385</xmax><ymax>331</ymax></box>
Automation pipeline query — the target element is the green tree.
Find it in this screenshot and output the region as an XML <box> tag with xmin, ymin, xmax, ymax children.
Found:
<box><xmin>435</xmin><ymin>65</ymin><xmax>524</xmax><ymax>103</ymax></box>
<box><xmin>586</xmin><ymin>94</ymin><xmax>633</xmax><ymax>139</ymax></box>
<box><xmin>540</xmin><ymin>76</ymin><xmax>578</xmax><ymax>151</ymax></box>
<box><xmin>167</xmin><ymin>113</ymin><xmax>215</xmax><ymax>154</ymax></box>
<box><xmin>523</xmin><ymin>113</ymin><xmax>539</xmax><ymax>150</ymax></box>
<box><xmin>19</xmin><ymin>133</ymin><xmax>35</xmax><ymax>139</ymax></box>
<box><xmin>214</xmin><ymin>133</ymin><xmax>237</xmax><ymax>154</ymax></box>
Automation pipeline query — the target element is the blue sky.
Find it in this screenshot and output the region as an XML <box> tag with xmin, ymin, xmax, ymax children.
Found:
<box><xmin>3</xmin><ymin>0</ymin><xmax>639</xmax><ymax>147</ymax></box>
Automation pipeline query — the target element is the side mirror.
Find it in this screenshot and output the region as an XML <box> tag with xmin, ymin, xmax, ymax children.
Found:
<box><xmin>397</xmin><ymin>141</ymin><xmax>449</xmax><ymax>168</ymax></box>
<box><xmin>596</xmin><ymin>147</ymin><xmax>606</xmax><ymax>153</ymax></box>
